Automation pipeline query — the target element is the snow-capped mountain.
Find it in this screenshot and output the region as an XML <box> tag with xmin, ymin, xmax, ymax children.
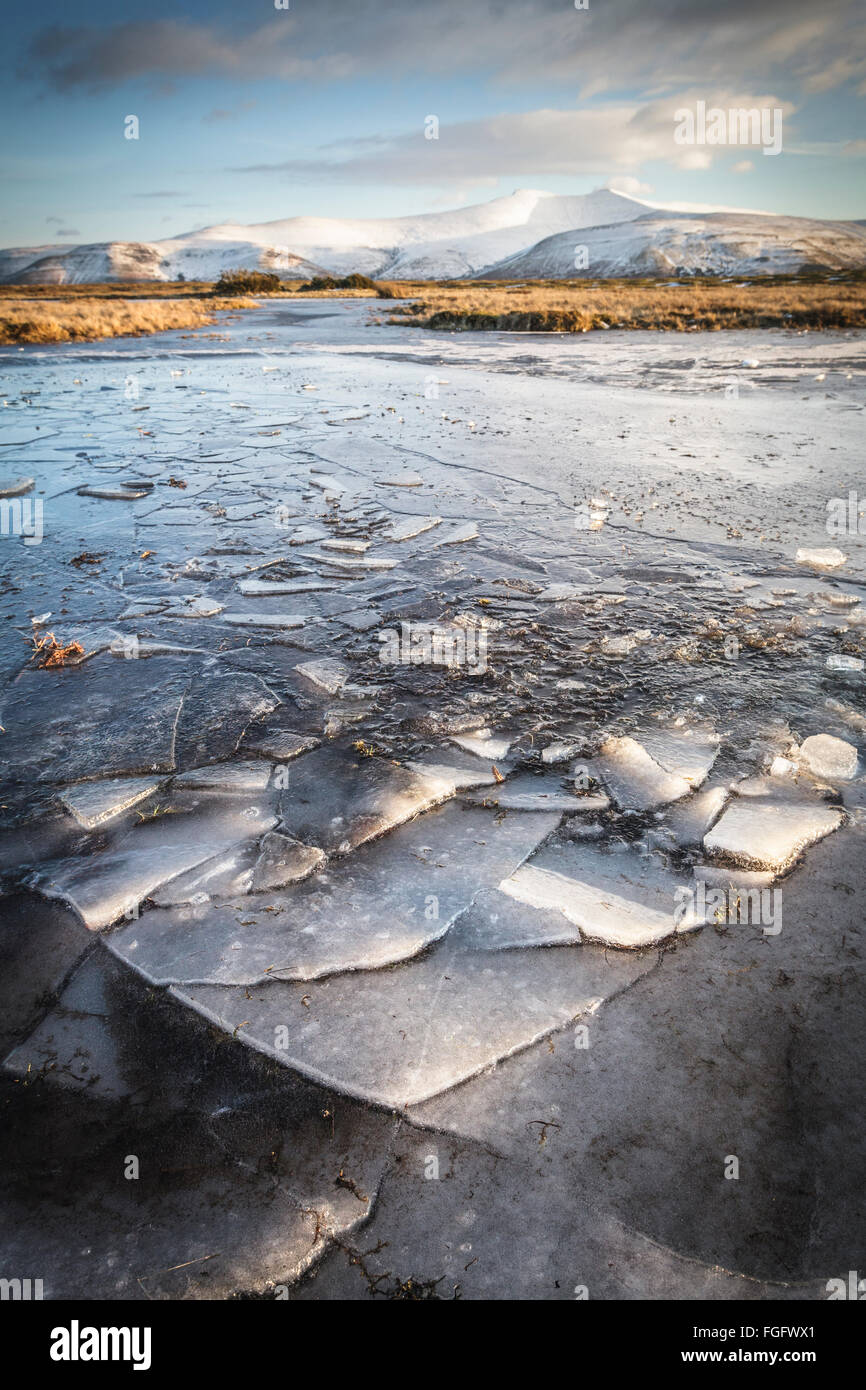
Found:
<box><xmin>484</xmin><ymin>210</ymin><xmax>866</xmax><ymax>279</ymax></box>
<box><xmin>1</xmin><ymin>190</ymin><xmax>864</xmax><ymax>284</ymax></box>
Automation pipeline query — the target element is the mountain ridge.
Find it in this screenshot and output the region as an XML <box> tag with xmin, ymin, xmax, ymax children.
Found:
<box><xmin>2</xmin><ymin>189</ymin><xmax>864</xmax><ymax>284</ymax></box>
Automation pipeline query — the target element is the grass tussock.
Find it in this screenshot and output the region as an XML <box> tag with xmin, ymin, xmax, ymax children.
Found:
<box><xmin>0</xmin><ymin>296</ymin><xmax>255</xmax><ymax>344</ymax></box>
<box><xmin>380</xmin><ymin>274</ymin><xmax>866</xmax><ymax>332</ymax></box>
<box><xmin>212</xmin><ymin>269</ymin><xmax>282</xmax><ymax>295</ymax></box>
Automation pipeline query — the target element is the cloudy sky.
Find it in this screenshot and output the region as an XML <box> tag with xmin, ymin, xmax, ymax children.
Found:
<box><xmin>3</xmin><ymin>0</ymin><xmax>865</xmax><ymax>246</ymax></box>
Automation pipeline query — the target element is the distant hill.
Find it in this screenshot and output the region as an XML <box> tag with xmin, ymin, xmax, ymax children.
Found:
<box><xmin>2</xmin><ymin>190</ymin><xmax>864</xmax><ymax>284</ymax></box>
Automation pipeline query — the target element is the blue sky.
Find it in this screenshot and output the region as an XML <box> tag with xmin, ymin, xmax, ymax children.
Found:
<box><xmin>2</xmin><ymin>0</ymin><xmax>865</xmax><ymax>247</ymax></box>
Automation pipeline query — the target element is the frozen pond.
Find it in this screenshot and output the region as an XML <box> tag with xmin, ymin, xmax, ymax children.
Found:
<box><xmin>1</xmin><ymin>299</ymin><xmax>865</xmax><ymax>1298</ymax></box>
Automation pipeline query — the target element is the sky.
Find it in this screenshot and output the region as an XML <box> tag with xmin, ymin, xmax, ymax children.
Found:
<box><xmin>2</xmin><ymin>0</ymin><xmax>865</xmax><ymax>248</ymax></box>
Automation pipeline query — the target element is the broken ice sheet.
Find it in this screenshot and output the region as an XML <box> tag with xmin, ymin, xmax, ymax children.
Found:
<box><xmin>592</xmin><ymin>735</ymin><xmax>692</xmax><ymax>811</ymax></box>
<box><xmin>451</xmin><ymin>728</ymin><xmax>513</xmax><ymax>761</ymax></box>
<box><xmin>798</xmin><ymin>733</ymin><xmax>859</xmax><ymax>780</ymax></box>
<box><xmin>172</xmin><ymin>761</ymin><xmax>273</xmax><ymax>793</ymax></box>
<box><xmin>1</xmin><ymin>953</ymin><xmax>394</xmax><ymax>1294</ymax></box>
<box><xmin>301</xmin><ymin>551</ymin><xmax>397</xmax><ymax>572</ymax></box>
<box><xmin>703</xmin><ymin>793</ymin><xmax>844</xmax><ymax>871</ymax></box>
<box><xmin>2</xmin><ymin>952</ymin><xmax>147</xmax><ymax>1102</ymax></box>
<box><xmin>221</xmin><ymin>612</ymin><xmax>308</xmax><ymax>630</ymax></box>
<box><xmin>277</xmin><ymin>743</ymin><xmax>478</xmax><ymax>856</ymax></box>
<box><xmin>633</xmin><ymin>727</ymin><xmax>720</xmax><ymax>786</ymax></box>
<box><xmin>169</xmin><ymin>901</ymin><xmax>649</xmax><ymax>1110</ymax></box>
<box><xmin>242</xmin><ymin>727</ymin><xmax>320</xmax><ymax>761</ymax></box>
<box><xmin>173</xmin><ymin>671</ymin><xmax>281</xmax><ymax>769</ymax></box>
<box><xmin>251</xmin><ymin>831</ymin><xmax>325</xmax><ymax>891</ymax></box>
<box><xmin>0</xmin><ymin>659</ymin><xmax>188</xmax><ymax>783</ymax></box>
<box><xmin>57</xmin><ymin>776</ymin><xmax>165</xmax><ymax>829</ymax></box>
<box><xmin>463</xmin><ymin>772</ymin><xmax>609</xmax><ymax>813</ymax></box>
<box><xmin>107</xmin><ymin>804</ymin><xmax>561</xmax><ymax>986</ymax></box>
<box><xmin>32</xmin><ymin>792</ymin><xmax>277</xmax><ymax>930</ymax></box>
<box><xmin>388</xmin><ymin>516</ymin><xmax>441</xmax><ymax>542</ymax></box>
<box><xmin>294</xmin><ymin>658</ymin><xmax>351</xmax><ymax>695</ymax></box>
<box><xmin>434</xmin><ymin>522</ymin><xmax>479</xmax><ymax>547</ymax></box>
<box><xmin>660</xmin><ymin>784</ymin><xmax>729</xmax><ymax>847</ymax></box>
<box><xmin>498</xmin><ymin>839</ymin><xmax>702</xmax><ymax>949</ymax></box>
<box><xmin>238</xmin><ymin>577</ymin><xmax>337</xmax><ymax>595</ymax></box>
<box><xmin>321</xmin><ymin>538</ymin><xmax>370</xmax><ymax>554</ymax></box>
<box><xmin>0</xmin><ymin>477</ymin><xmax>34</xmax><ymax>497</ymax></box>
<box><xmin>795</xmin><ymin>547</ymin><xmax>847</xmax><ymax>570</ymax></box>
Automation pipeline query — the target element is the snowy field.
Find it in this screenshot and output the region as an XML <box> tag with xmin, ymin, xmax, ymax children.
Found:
<box><xmin>1</xmin><ymin>299</ymin><xmax>865</xmax><ymax>1299</ymax></box>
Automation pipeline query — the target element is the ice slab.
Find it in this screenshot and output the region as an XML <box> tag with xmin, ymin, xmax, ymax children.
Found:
<box><xmin>251</xmin><ymin>832</ymin><xmax>326</xmax><ymax>891</ymax></box>
<box><xmin>537</xmin><ymin>584</ymin><xmax>589</xmax><ymax>602</ymax></box>
<box><xmin>171</xmin><ymin>919</ymin><xmax>643</xmax><ymax>1109</ymax></box>
<box><xmin>636</xmin><ymin>729</ymin><xmax>720</xmax><ymax>786</ymax></box>
<box><xmin>435</xmin><ymin>523</ymin><xmax>479</xmax><ymax>547</ymax></box>
<box><xmin>499</xmin><ymin>840</ymin><xmax>698</xmax><ymax>949</ymax></box>
<box><xmin>173</xmin><ymin>672</ymin><xmax>280</xmax><ymax>769</ymax></box>
<box><xmin>294</xmin><ymin>658</ymin><xmax>351</xmax><ymax>695</ymax></box>
<box><xmin>0</xmin><ymin>477</ymin><xmax>34</xmax><ymax>497</ymax></box>
<box><xmin>799</xmin><ymin>734</ymin><xmax>858</xmax><ymax>780</ymax></box>
<box><xmin>243</xmin><ymin>729</ymin><xmax>320</xmax><ymax>761</ymax></box>
<box><xmin>593</xmin><ymin>736</ymin><xmax>691</xmax><ymax>811</ymax></box>
<box><xmin>168</xmin><ymin>595</ymin><xmax>224</xmax><ymax>618</ymax></box>
<box><xmin>321</xmin><ymin>538</ymin><xmax>370</xmax><ymax>554</ymax></box>
<box><xmin>303</xmin><ymin>552</ymin><xmax>397</xmax><ymax>572</ymax></box>
<box><xmin>379</xmin><ymin>470</ymin><xmax>423</xmax><ymax>487</ymax></box>
<box><xmin>463</xmin><ymin>772</ymin><xmax>609</xmax><ymax>813</ymax></box>
<box><xmin>704</xmin><ymin>796</ymin><xmax>844</xmax><ymax>871</ymax></box>
<box><xmin>404</xmin><ymin>758</ymin><xmax>500</xmax><ymax>792</ymax></box>
<box><xmin>661</xmin><ymin>785</ymin><xmax>729</xmax><ymax>846</ymax></box>
<box><xmin>542</xmin><ymin>741</ymin><xmax>582</xmax><ymax>764</ymax></box>
<box><xmin>796</xmin><ymin>547</ymin><xmax>847</xmax><ymax>570</ymax></box>
<box><xmin>78</xmin><ymin>484</ymin><xmax>150</xmax><ymax>500</ymax></box>
<box><xmin>57</xmin><ymin>776</ymin><xmax>164</xmax><ymax>829</ymax></box>
<box><xmin>336</xmin><ymin>608</ymin><xmax>381</xmax><ymax>631</ymax></box>
<box><xmin>309</xmin><ymin>474</ymin><xmax>348</xmax><ymax>495</ymax></box>
<box><xmin>148</xmin><ymin>842</ymin><xmax>258</xmax><ymax>906</ymax></box>
<box><xmin>173</xmin><ymin>761</ymin><xmax>273</xmax><ymax>793</ymax></box>
<box><xmin>238</xmin><ymin>577</ymin><xmax>337</xmax><ymax>595</ymax></box>
<box><xmin>451</xmin><ymin>729</ymin><xmax>512</xmax><ymax>761</ymax></box>
<box><xmin>33</xmin><ymin>796</ymin><xmax>277</xmax><ymax>930</ymax></box>
<box><xmin>277</xmin><ymin>744</ymin><xmax>470</xmax><ymax>855</ymax></box>
<box><xmin>388</xmin><ymin>516</ymin><xmax>441</xmax><ymax>541</ymax></box>
<box><xmin>288</xmin><ymin>524</ymin><xmax>328</xmax><ymax>545</ymax></box>
<box><xmin>108</xmin><ymin>804</ymin><xmax>560</xmax><ymax>987</ymax></box>
<box><xmin>0</xmin><ymin>660</ymin><xmax>188</xmax><ymax>783</ymax></box>
<box><xmin>221</xmin><ymin>612</ymin><xmax>308</xmax><ymax>629</ymax></box>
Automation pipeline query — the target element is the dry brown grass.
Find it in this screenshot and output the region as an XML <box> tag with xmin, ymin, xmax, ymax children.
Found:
<box><xmin>0</xmin><ymin>296</ymin><xmax>255</xmax><ymax>345</ymax></box>
<box><xmin>28</xmin><ymin>631</ymin><xmax>86</xmax><ymax>668</ymax></box>
<box><xmin>0</xmin><ymin>281</ymin><xmax>215</xmax><ymax>301</ymax></box>
<box><xmin>380</xmin><ymin>276</ymin><xmax>866</xmax><ymax>332</ymax></box>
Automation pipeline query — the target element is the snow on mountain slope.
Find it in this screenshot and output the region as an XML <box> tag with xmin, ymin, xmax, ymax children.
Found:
<box><xmin>0</xmin><ymin>190</ymin><xmax>649</xmax><ymax>284</ymax></box>
<box><xmin>482</xmin><ymin>212</ymin><xmax>866</xmax><ymax>279</ymax></box>
<box><xmin>1</xmin><ymin>192</ymin><xmax>864</xmax><ymax>284</ymax></box>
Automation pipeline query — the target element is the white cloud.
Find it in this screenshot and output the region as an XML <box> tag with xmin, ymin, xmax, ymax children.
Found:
<box><xmin>232</xmin><ymin>92</ymin><xmax>793</xmax><ymax>186</ymax></box>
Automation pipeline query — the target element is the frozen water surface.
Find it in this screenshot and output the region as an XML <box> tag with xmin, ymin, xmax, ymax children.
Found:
<box><xmin>2</xmin><ymin>301</ymin><xmax>865</xmax><ymax>1297</ymax></box>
